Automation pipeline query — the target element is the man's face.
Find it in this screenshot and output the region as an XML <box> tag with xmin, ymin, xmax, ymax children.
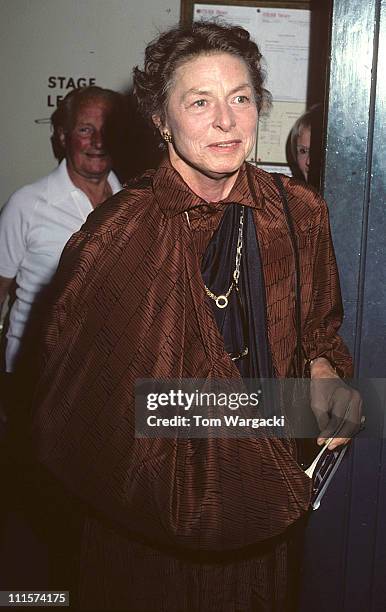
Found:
<box><xmin>61</xmin><ymin>97</ymin><xmax>113</xmax><ymax>182</ymax></box>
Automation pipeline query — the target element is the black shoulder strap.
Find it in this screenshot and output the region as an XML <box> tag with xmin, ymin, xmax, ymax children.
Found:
<box><xmin>272</xmin><ymin>174</ymin><xmax>303</xmax><ymax>376</ymax></box>
<box><xmin>122</xmin><ymin>172</ymin><xmax>154</xmax><ymax>190</ymax></box>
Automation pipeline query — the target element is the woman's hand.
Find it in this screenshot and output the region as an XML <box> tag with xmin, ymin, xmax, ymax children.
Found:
<box><xmin>310</xmin><ymin>357</ymin><xmax>363</xmax><ymax>450</ymax></box>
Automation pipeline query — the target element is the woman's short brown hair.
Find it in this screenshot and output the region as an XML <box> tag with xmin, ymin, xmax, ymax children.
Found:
<box><xmin>133</xmin><ymin>21</ymin><xmax>271</xmax><ymax>126</ymax></box>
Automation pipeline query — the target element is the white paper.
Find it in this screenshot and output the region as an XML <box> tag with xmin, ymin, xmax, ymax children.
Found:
<box><xmin>255</xmin><ymin>164</ymin><xmax>292</xmax><ymax>177</ymax></box>
<box><xmin>193</xmin><ymin>4</ymin><xmax>258</xmax><ymax>31</ymax></box>
<box><xmin>255</xmin><ymin>8</ymin><xmax>310</xmax><ymax>101</ymax></box>
<box><xmin>257</xmin><ymin>100</ymin><xmax>306</xmax><ymax>163</ymax></box>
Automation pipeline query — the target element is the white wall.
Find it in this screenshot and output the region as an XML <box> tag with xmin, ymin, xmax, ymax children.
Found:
<box><xmin>0</xmin><ymin>0</ymin><xmax>180</xmax><ymax>205</ymax></box>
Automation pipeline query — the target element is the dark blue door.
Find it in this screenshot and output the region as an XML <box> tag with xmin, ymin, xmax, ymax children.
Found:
<box><xmin>300</xmin><ymin>1</ymin><xmax>386</xmax><ymax>610</ymax></box>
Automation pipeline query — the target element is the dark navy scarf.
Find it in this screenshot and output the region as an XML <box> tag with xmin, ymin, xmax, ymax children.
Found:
<box><xmin>201</xmin><ymin>203</ymin><xmax>274</xmax><ymax>379</ymax></box>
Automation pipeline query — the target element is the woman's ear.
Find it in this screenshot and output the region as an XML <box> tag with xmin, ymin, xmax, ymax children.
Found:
<box><xmin>152</xmin><ymin>113</ymin><xmax>172</xmax><ymax>144</ymax></box>
<box><xmin>152</xmin><ymin>114</ymin><xmax>162</xmax><ymax>130</ymax></box>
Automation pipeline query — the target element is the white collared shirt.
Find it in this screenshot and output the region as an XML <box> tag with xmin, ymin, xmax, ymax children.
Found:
<box><xmin>0</xmin><ymin>159</ymin><xmax>121</xmax><ymax>372</ymax></box>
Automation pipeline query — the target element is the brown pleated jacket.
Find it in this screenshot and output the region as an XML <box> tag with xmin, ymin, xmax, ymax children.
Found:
<box><xmin>32</xmin><ymin>159</ymin><xmax>352</xmax><ymax>610</ymax></box>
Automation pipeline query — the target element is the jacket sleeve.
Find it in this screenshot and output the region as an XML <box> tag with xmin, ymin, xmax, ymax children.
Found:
<box><xmin>301</xmin><ymin>199</ymin><xmax>353</xmax><ymax>377</ymax></box>
<box><xmin>36</xmin><ymin>228</ymin><xmax>104</xmax><ymax>370</ymax></box>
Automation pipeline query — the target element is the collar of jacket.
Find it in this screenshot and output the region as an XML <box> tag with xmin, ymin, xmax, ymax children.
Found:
<box><xmin>152</xmin><ymin>156</ymin><xmax>266</xmax><ymax>218</ymax></box>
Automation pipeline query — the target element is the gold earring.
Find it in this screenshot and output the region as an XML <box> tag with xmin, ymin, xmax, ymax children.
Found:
<box><xmin>162</xmin><ymin>131</ymin><xmax>173</xmax><ymax>143</ymax></box>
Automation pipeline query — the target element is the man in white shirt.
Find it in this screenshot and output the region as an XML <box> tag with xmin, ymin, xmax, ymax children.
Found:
<box><xmin>0</xmin><ymin>86</ymin><xmax>122</xmax><ymax>374</ymax></box>
<box><xmin>0</xmin><ymin>86</ymin><xmax>124</xmax><ymax>596</ymax></box>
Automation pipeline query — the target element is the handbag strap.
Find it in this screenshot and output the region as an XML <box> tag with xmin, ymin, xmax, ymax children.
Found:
<box><xmin>272</xmin><ymin>174</ymin><xmax>303</xmax><ymax>376</ymax></box>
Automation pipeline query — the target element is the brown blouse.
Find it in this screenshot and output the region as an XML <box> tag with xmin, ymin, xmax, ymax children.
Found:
<box><xmin>31</xmin><ymin>159</ymin><xmax>352</xmax><ymax>608</ymax></box>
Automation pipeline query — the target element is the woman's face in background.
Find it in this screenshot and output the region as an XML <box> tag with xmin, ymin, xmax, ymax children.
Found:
<box><xmin>296</xmin><ymin>125</ymin><xmax>311</xmax><ymax>181</ymax></box>
<box><xmin>157</xmin><ymin>52</ymin><xmax>258</xmax><ymax>189</ymax></box>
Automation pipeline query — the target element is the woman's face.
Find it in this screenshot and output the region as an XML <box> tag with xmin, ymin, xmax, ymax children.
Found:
<box><xmin>156</xmin><ymin>52</ymin><xmax>258</xmax><ymax>187</ymax></box>
<box><xmin>296</xmin><ymin>126</ymin><xmax>311</xmax><ymax>181</ymax></box>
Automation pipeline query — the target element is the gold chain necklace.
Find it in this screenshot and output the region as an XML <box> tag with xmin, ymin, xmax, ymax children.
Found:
<box><xmin>203</xmin><ymin>206</ymin><xmax>245</xmax><ymax>309</ymax></box>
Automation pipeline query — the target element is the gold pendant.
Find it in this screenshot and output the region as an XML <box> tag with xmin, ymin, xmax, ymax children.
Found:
<box><xmin>215</xmin><ymin>295</ymin><xmax>228</xmax><ymax>309</ymax></box>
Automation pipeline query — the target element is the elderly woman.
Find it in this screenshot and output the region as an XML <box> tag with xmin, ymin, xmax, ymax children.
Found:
<box><xmin>32</xmin><ymin>22</ymin><xmax>361</xmax><ymax>611</ymax></box>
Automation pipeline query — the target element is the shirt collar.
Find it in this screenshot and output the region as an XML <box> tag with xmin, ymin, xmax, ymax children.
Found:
<box><xmin>107</xmin><ymin>170</ymin><xmax>122</xmax><ymax>195</ymax></box>
<box><xmin>153</xmin><ymin>156</ymin><xmax>265</xmax><ymax>218</ymax></box>
<box><xmin>47</xmin><ymin>158</ymin><xmax>121</xmax><ymax>203</ymax></box>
